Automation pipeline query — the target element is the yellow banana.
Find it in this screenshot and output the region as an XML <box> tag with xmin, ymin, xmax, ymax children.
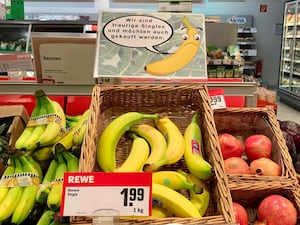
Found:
<box><xmin>115</xmin><ymin>133</ymin><xmax>150</xmax><ymax>172</ymax></box>
<box><xmin>61</xmin><ymin>151</ymin><xmax>79</xmax><ymax>172</ymax></box>
<box><xmin>152</xmin><ymin>170</ymin><xmax>199</xmax><ymax>192</ymax></box>
<box><xmin>72</xmin><ymin>109</ymin><xmax>90</xmax><ymax>146</ymax></box>
<box><xmin>181</xmin><ymin>171</ymin><xmax>210</xmax><ymax>216</ymax></box>
<box><xmin>0</xmin><ymin>159</ymin><xmax>15</xmax><ymax>203</ymax></box>
<box><xmin>97</xmin><ymin>112</ymin><xmax>159</xmax><ymax>172</ymax></box>
<box><xmin>36</xmin><ymin>157</ymin><xmax>58</xmax><ymax>204</ymax></box>
<box><xmin>33</xmin><ymin>146</ymin><xmax>55</xmax><ymax>162</ymax></box>
<box><xmin>15</xmin><ymin>96</ymin><xmax>41</xmax><ymax>150</ymax></box>
<box><xmin>144</xmin><ymin>116</ymin><xmax>185</xmax><ymax>172</ymax></box>
<box><xmin>26</xmin><ymin>155</ymin><xmax>43</xmax><ymax>181</ymax></box>
<box><xmin>0</xmin><ymin>157</ymin><xmax>24</xmax><ymax>222</ymax></box>
<box><xmin>37</xmin><ymin>209</ymin><xmax>55</xmax><ymax>225</ymax></box>
<box><xmin>47</xmin><ymin>152</ymin><xmax>67</xmax><ymax>210</ymax></box>
<box><xmin>145</xmin><ymin>17</ymin><xmax>201</xmax><ymax>76</ymax></box>
<box><xmin>152</xmin><ymin>183</ymin><xmax>201</xmax><ymax>218</ymax></box>
<box><xmin>151</xmin><ymin>206</ymin><xmax>172</xmax><ymax>218</ymax></box>
<box><xmin>36</xmin><ymin>92</ymin><xmax>66</xmax><ymax>147</ymax></box>
<box><xmin>129</xmin><ymin>124</ymin><xmax>167</xmax><ymax>166</ymax></box>
<box><xmin>183</xmin><ymin>112</ymin><xmax>212</xmax><ymax>180</ymax></box>
<box><xmin>54</xmin><ymin>127</ymin><xmax>76</xmax><ymax>153</ymax></box>
<box><xmin>22</xmin><ymin>94</ymin><xmax>48</xmax><ymax>151</ymax></box>
<box><xmin>12</xmin><ymin>155</ymin><xmax>41</xmax><ymax>225</ymax></box>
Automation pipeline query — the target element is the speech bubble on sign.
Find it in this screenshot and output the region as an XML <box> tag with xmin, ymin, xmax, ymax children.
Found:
<box><xmin>103</xmin><ymin>15</ymin><xmax>173</xmax><ymax>53</ymax></box>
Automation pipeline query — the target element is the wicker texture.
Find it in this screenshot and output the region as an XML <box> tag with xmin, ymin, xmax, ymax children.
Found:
<box><xmin>213</xmin><ymin>107</ymin><xmax>298</xmax><ymax>190</ymax></box>
<box><xmin>71</xmin><ymin>84</ymin><xmax>235</xmax><ymax>225</ymax></box>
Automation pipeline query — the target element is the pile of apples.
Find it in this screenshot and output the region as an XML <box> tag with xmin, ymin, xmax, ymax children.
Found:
<box><xmin>218</xmin><ymin>133</ymin><xmax>282</xmax><ymax>176</ymax></box>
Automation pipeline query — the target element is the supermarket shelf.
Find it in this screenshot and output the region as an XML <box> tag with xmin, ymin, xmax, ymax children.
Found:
<box><xmin>0</xmin><ymin>81</ymin><xmax>258</xmax><ymax>107</ymax></box>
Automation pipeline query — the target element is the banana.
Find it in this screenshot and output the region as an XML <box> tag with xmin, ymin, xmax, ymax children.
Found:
<box><xmin>181</xmin><ymin>171</ymin><xmax>210</xmax><ymax>216</ymax></box>
<box><xmin>26</xmin><ymin>155</ymin><xmax>44</xmax><ymax>181</ymax></box>
<box><xmin>66</xmin><ymin>120</ymin><xmax>78</xmax><ymax>128</ymax></box>
<box><xmin>152</xmin><ymin>183</ymin><xmax>201</xmax><ymax>218</ymax></box>
<box><xmin>36</xmin><ymin>158</ymin><xmax>58</xmax><ymax>204</ymax></box>
<box><xmin>183</xmin><ymin>112</ymin><xmax>212</xmax><ymax>180</ymax></box>
<box><xmin>72</xmin><ymin>109</ymin><xmax>90</xmax><ymax>146</ymax></box>
<box><xmin>115</xmin><ymin>133</ymin><xmax>150</xmax><ymax>172</ymax></box>
<box><xmin>144</xmin><ymin>116</ymin><xmax>185</xmax><ymax>172</ymax></box>
<box><xmin>15</xmin><ymin>95</ymin><xmax>41</xmax><ymax>150</ymax></box>
<box><xmin>96</xmin><ymin>112</ymin><xmax>159</xmax><ymax>172</ymax></box>
<box><xmin>36</xmin><ymin>92</ymin><xmax>66</xmax><ymax>147</ymax></box>
<box><xmin>61</xmin><ymin>151</ymin><xmax>79</xmax><ymax>172</ymax></box>
<box><xmin>129</xmin><ymin>124</ymin><xmax>167</xmax><ymax>166</ymax></box>
<box><xmin>145</xmin><ymin>17</ymin><xmax>201</xmax><ymax>76</ymax></box>
<box><xmin>152</xmin><ymin>170</ymin><xmax>200</xmax><ymax>192</ymax></box>
<box><xmin>22</xmin><ymin>95</ymin><xmax>49</xmax><ymax>151</ymax></box>
<box><xmin>66</xmin><ymin>114</ymin><xmax>82</xmax><ymax>122</ymax></box>
<box><xmin>11</xmin><ymin>155</ymin><xmax>41</xmax><ymax>225</ymax></box>
<box><xmin>151</xmin><ymin>206</ymin><xmax>172</xmax><ymax>218</ymax></box>
<box><xmin>37</xmin><ymin>209</ymin><xmax>55</xmax><ymax>225</ymax></box>
<box><xmin>47</xmin><ymin>152</ymin><xmax>67</xmax><ymax>210</ymax></box>
<box><xmin>54</xmin><ymin>127</ymin><xmax>75</xmax><ymax>154</ymax></box>
<box><xmin>33</xmin><ymin>146</ymin><xmax>55</xmax><ymax>162</ymax></box>
<box><xmin>0</xmin><ymin>157</ymin><xmax>24</xmax><ymax>222</ymax></box>
<box><xmin>0</xmin><ymin>159</ymin><xmax>15</xmax><ymax>203</ymax></box>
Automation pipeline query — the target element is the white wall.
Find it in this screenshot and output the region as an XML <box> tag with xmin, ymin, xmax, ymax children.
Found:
<box><xmin>24</xmin><ymin>0</ymin><xmax>285</xmax><ymax>88</ymax></box>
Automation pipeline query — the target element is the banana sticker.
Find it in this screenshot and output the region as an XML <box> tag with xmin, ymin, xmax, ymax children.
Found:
<box><xmin>145</xmin><ymin>17</ymin><xmax>201</xmax><ymax>76</ymax></box>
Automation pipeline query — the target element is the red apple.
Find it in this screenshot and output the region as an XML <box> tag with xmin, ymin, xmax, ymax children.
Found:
<box><xmin>249</xmin><ymin>157</ymin><xmax>281</xmax><ymax>176</ymax></box>
<box><xmin>233</xmin><ymin>202</ymin><xmax>248</xmax><ymax>225</ymax></box>
<box><xmin>224</xmin><ymin>157</ymin><xmax>250</xmax><ymax>174</ymax></box>
<box><xmin>245</xmin><ymin>134</ymin><xmax>272</xmax><ymax>161</ymax></box>
<box><xmin>218</xmin><ymin>133</ymin><xmax>243</xmax><ymax>159</ymax></box>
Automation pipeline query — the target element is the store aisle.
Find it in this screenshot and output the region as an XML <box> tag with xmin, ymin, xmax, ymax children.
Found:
<box><xmin>276</xmin><ymin>101</ymin><xmax>300</xmax><ymax>124</ymax></box>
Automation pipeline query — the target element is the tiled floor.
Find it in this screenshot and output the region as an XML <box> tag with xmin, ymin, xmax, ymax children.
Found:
<box><xmin>276</xmin><ymin>101</ymin><xmax>300</xmax><ymax>124</ymax></box>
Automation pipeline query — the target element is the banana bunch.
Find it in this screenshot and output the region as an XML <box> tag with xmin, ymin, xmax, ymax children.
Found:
<box><xmin>0</xmin><ymin>155</ymin><xmax>42</xmax><ymax>224</ymax></box>
<box><xmin>95</xmin><ymin>111</ymin><xmax>213</xmax><ymax>218</ymax></box>
<box><xmin>15</xmin><ymin>90</ymin><xmax>66</xmax><ymax>152</ymax></box>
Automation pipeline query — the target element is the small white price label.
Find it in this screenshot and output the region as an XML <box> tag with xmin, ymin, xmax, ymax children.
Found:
<box><xmin>60</xmin><ymin>172</ymin><xmax>152</xmax><ymax>217</ymax></box>
<box><xmin>210</xmin><ymin>95</ymin><xmax>226</xmax><ymax>109</ymax></box>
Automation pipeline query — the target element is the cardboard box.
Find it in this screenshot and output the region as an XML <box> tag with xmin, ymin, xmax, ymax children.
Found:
<box><xmin>0</xmin><ymin>105</ymin><xmax>29</xmax><ymax>148</ymax></box>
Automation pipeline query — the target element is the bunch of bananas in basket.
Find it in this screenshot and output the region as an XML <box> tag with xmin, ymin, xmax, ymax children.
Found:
<box><xmin>96</xmin><ymin>111</ymin><xmax>214</xmax><ymax>218</ymax></box>
<box><xmin>0</xmin><ymin>90</ymin><xmax>89</xmax><ymax>225</ymax></box>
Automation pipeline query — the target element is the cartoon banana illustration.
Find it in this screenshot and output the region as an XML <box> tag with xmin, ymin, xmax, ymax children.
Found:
<box><xmin>183</xmin><ymin>112</ymin><xmax>212</xmax><ymax>180</ymax></box>
<box><xmin>145</xmin><ymin>16</ymin><xmax>201</xmax><ymax>76</ymax></box>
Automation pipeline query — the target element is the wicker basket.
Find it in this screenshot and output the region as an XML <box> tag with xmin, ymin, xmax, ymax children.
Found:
<box><xmin>70</xmin><ymin>84</ymin><xmax>235</xmax><ymax>225</ymax></box>
<box><xmin>213</xmin><ymin>107</ymin><xmax>298</xmax><ymax>190</ymax></box>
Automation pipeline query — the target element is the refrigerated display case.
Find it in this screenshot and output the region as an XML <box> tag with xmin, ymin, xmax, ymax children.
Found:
<box><xmin>278</xmin><ymin>0</ymin><xmax>300</xmax><ymax>111</ymax></box>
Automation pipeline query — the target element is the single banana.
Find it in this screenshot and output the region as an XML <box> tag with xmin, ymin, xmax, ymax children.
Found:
<box><xmin>66</xmin><ymin>120</ymin><xmax>78</xmax><ymax>128</ymax></box>
<box><xmin>97</xmin><ymin>112</ymin><xmax>159</xmax><ymax>172</ymax></box>
<box><xmin>0</xmin><ymin>157</ymin><xmax>24</xmax><ymax>222</ymax></box>
<box><xmin>47</xmin><ymin>153</ymin><xmax>67</xmax><ymax>210</ymax></box>
<box><xmin>26</xmin><ymin>155</ymin><xmax>44</xmax><ymax>181</ymax></box>
<box><xmin>66</xmin><ymin>114</ymin><xmax>82</xmax><ymax>122</ymax></box>
<box><xmin>151</xmin><ymin>206</ymin><xmax>172</xmax><ymax>218</ymax></box>
<box><xmin>152</xmin><ymin>183</ymin><xmax>201</xmax><ymax>218</ymax></box>
<box><xmin>61</xmin><ymin>151</ymin><xmax>79</xmax><ymax>172</ymax></box>
<box><xmin>15</xmin><ymin>96</ymin><xmax>41</xmax><ymax>150</ymax></box>
<box><xmin>115</xmin><ymin>133</ymin><xmax>150</xmax><ymax>172</ymax></box>
<box><xmin>22</xmin><ymin>94</ymin><xmax>48</xmax><ymax>151</ymax></box>
<box><xmin>54</xmin><ymin>127</ymin><xmax>76</xmax><ymax>154</ymax></box>
<box><xmin>72</xmin><ymin>109</ymin><xmax>90</xmax><ymax>146</ymax></box>
<box><xmin>33</xmin><ymin>146</ymin><xmax>55</xmax><ymax>162</ymax></box>
<box><xmin>0</xmin><ymin>159</ymin><xmax>15</xmax><ymax>203</ymax></box>
<box><xmin>152</xmin><ymin>170</ymin><xmax>199</xmax><ymax>192</ymax></box>
<box><xmin>145</xmin><ymin>17</ymin><xmax>201</xmax><ymax>76</ymax></box>
<box><xmin>129</xmin><ymin>124</ymin><xmax>167</xmax><ymax>165</ymax></box>
<box><xmin>36</xmin><ymin>158</ymin><xmax>58</xmax><ymax>204</ymax></box>
<box><xmin>12</xmin><ymin>155</ymin><xmax>41</xmax><ymax>225</ymax></box>
<box><xmin>182</xmin><ymin>171</ymin><xmax>210</xmax><ymax>216</ymax></box>
<box><xmin>37</xmin><ymin>209</ymin><xmax>55</xmax><ymax>225</ymax></box>
<box><xmin>36</xmin><ymin>92</ymin><xmax>66</xmax><ymax>147</ymax></box>
<box><xmin>183</xmin><ymin>112</ymin><xmax>212</xmax><ymax>180</ymax></box>
<box><xmin>144</xmin><ymin>116</ymin><xmax>185</xmax><ymax>172</ymax></box>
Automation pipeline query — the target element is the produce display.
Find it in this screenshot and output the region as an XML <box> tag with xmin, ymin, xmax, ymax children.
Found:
<box><xmin>0</xmin><ymin>90</ymin><xmax>89</xmax><ymax>225</ymax></box>
<box><xmin>96</xmin><ymin>111</ymin><xmax>213</xmax><ymax>218</ymax></box>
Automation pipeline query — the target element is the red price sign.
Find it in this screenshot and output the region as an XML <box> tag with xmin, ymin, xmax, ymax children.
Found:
<box><xmin>208</xmin><ymin>88</ymin><xmax>226</xmax><ymax>110</ymax></box>
<box><xmin>60</xmin><ymin>172</ymin><xmax>152</xmax><ymax>217</ymax></box>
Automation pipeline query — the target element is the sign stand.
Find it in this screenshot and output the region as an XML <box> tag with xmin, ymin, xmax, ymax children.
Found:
<box><xmin>92</xmin><ymin>209</ymin><xmax>120</xmax><ymax>225</ymax></box>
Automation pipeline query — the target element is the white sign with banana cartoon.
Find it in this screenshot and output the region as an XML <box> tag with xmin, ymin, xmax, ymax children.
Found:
<box><xmin>94</xmin><ymin>11</ymin><xmax>207</xmax><ymax>80</ymax></box>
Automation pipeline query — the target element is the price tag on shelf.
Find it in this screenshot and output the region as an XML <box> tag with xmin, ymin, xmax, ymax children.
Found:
<box><xmin>208</xmin><ymin>88</ymin><xmax>227</xmax><ymax>110</ymax></box>
<box><xmin>60</xmin><ymin>172</ymin><xmax>152</xmax><ymax>217</ymax></box>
